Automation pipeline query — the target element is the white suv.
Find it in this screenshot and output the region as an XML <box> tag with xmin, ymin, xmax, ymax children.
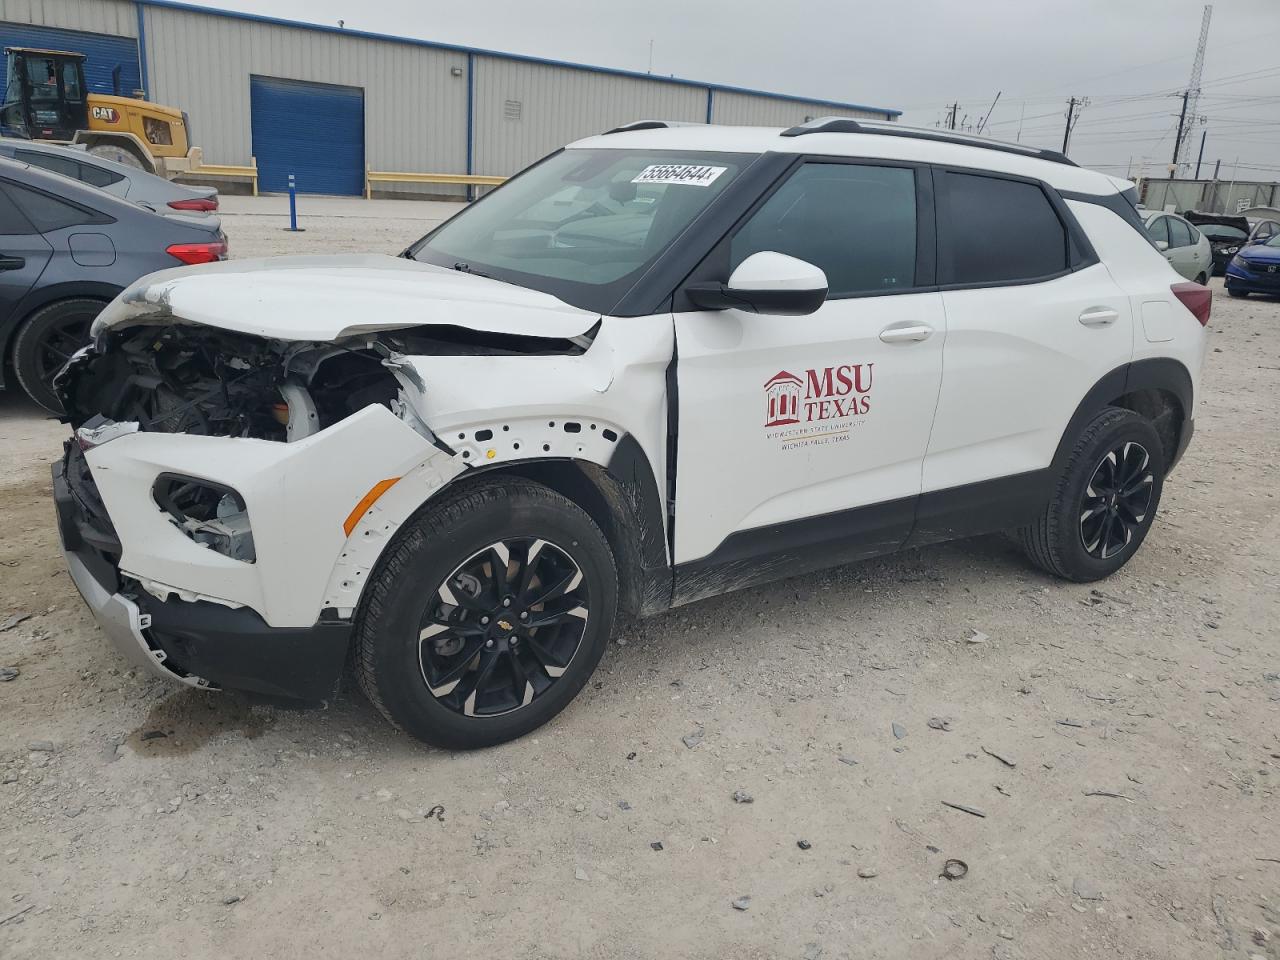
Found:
<box><xmin>53</xmin><ymin>119</ymin><xmax>1210</xmax><ymax>748</ymax></box>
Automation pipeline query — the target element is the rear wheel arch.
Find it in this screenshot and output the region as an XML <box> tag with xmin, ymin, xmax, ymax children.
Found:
<box><xmin>1052</xmin><ymin>359</ymin><xmax>1193</xmax><ymax>477</ymax></box>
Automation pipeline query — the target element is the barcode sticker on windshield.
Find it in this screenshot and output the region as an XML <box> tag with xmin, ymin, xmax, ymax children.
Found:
<box><xmin>631</xmin><ymin>164</ymin><xmax>727</xmax><ymax>187</ymax></box>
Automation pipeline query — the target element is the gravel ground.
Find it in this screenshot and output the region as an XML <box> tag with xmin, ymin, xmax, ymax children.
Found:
<box><xmin>1</xmin><ymin>198</ymin><xmax>1278</xmax><ymax>959</ymax></box>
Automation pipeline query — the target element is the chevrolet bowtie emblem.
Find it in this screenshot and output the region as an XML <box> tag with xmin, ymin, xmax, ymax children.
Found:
<box><xmin>497</xmin><ymin>620</ymin><xmax>513</xmax><ymax>631</ymax></box>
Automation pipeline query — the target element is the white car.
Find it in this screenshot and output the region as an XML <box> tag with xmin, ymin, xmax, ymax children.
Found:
<box><xmin>1138</xmin><ymin>209</ymin><xmax>1212</xmax><ymax>284</ymax></box>
<box><xmin>53</xmin><ymin>119</ymin><xmax>1209</xmax><ymax>749</ymax></box>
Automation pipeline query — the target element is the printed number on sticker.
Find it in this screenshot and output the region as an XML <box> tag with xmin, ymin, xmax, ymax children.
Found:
<box><xmin>631</xmin><ymin>164</ymin><xmax>727</xmax><ymax>187</ymax></box>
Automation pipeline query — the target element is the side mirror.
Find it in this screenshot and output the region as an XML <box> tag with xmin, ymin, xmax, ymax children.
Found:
<box><xmin>686</xmin><ymin>252</ymin><xmax>828</xmax><ymax>316</ymax></box>
<box><xmin>1154</xmin><ymin>240</ymin><xmax>1169</xmax><ymax>251</ymax></box>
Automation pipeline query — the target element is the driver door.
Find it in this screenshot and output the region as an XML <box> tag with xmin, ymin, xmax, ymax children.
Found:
<box><xmin>671</xmin><ymin>160</ymin><xmax>945</xmax><ymax>582</ymax></box>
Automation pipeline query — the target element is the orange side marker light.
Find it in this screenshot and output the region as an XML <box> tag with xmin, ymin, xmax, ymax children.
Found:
<box><xmin>344</xmin><ymin>477</ymin><xmax>401</xmax><ymax>536</ymax></box>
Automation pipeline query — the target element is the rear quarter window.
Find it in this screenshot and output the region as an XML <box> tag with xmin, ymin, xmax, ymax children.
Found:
<box><xmin>2</xmin><ymin>182</ymin><xmax>108</xmax><ymax>232</ymax></box>
<box><xmin>940</xmin><ymin>171</ymin><xmax>1070</xmax><ymax>285</ymax></box>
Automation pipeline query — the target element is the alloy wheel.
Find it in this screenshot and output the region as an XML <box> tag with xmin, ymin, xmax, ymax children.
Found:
<box><xmin>36</xmin><ymin>313</ymin><xmax>92</xmax><ymax>391</ymax></box>
<box><xmin>1079</xmin><ymin>442</ymin><xmax>1154</xmax><ymax>560</ymax></box>
<box><xmin>417</xmin><ymin>538</ymin><xmax>589</xmax><ymax>718</ymax></box>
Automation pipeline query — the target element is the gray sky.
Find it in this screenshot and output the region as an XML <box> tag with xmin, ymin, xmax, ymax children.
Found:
<box><xmin>190</xmin><ymin>0</ymin><xmax>1280</xmax><ymax>181</ymax></box>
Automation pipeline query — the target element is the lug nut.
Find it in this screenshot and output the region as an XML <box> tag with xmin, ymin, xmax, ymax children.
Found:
<box><xmin>485</xmin><ymin>639</ymin><xmax>495</xmax><ymax>649</ymax></box>
<box><xmin>519</xmin><ymin>611</ymin><xmax>528</xmax><ymax>620</ymax></box>
<box><xmin>502</xmin><ymin>598</ymin><xmax>512</xmax><ymax>607</ymax></box>
<box><xmin>480</xmin><ymin>616</ymin><xmax>490</xmax><ymax>625</ymax></box>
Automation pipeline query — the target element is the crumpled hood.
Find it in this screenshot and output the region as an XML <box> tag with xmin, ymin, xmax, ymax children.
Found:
<box><xmin>91</xmin><ymin>254</ymin><xmax>599</xmax><ymax>342</ymax></box>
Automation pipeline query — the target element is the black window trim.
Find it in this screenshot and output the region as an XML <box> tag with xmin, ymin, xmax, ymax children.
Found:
<box><xmin>933</xmin><ymin>165</ymin><xmax>1098</xmax><ymax>292</ymax></box>
<box><xmin>671</xmin><ymin>152</ymin><xmax>939</xmax><ymax>312</ymax></box>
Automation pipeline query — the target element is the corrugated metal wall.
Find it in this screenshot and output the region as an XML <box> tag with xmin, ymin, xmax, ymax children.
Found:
<box><xmin>0</xmin><ymin>0</ymin><xmax>135</xmax><ymax>39</ymax></box>
<box><xmin>140</xmin><ymin>4</ymin><xmax>470</xmax><ymax>195</ymax></box>
<box><xmin>472</xmin><ymin>56</ymin><xmax>705</xmax><ymax>177</ymax></box>
<box><xmin>4</xmin><ymin>0</ymin><xmax>899</xmax><ymax>196</ymax></box>
<box><xmin>711</xmin><ymin>90</ymin><xmax>891</xmax><ymax>126</ymax></box>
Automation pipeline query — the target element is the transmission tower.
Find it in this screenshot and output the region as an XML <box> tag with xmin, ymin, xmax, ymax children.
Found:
<box><xmin>1175</xmin><ymin>4</ymin><xmax>1213</xmax><ymax>172</ymax></box>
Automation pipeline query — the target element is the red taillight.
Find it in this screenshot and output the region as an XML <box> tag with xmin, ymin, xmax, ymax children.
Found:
<box><xmin>166</xmin><ymin>241</ymin><xmax>227</xmax><ymax>265</ymax></box>
<box><xmin>1171</xmin><ymin>281</ymin><xmax>1212</xmax><ymax>327</ymax></box>
<box><xmin>168</xmin><ymin>197</ymin><xmax>218</xmax><ymax>212</ymax></box>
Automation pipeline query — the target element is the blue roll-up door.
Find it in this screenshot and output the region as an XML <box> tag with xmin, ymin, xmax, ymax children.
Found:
<box><xmin>250</xmin><ymin>76</ymin><xmax>365</xmax><ymax>196</ymax></box>
<box><xmin>0</xmin><ymin>22</ymin><xmax>140</xmax><ymax>96</ymax></box>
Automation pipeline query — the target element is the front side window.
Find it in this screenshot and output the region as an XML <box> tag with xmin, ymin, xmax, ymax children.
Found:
<box><xmin>942</xmin><ymin>172</ymin><xmax>1069</xmax><ymax>284</ymax></box>
<box><xmin>730</xmin><ymin>162</ymin><xmax>917</xmax><ymax>297</ymax></box>
<box><xmin>410</xmin><ymin>148</ymin><xmax>750</xmax><ymax>312</ymax></box>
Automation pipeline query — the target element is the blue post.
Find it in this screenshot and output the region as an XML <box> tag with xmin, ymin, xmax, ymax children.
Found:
<box><xmin>285</xmin><ymin>173</ymin><xmax>305</xmax><ymax>232</ymax></box>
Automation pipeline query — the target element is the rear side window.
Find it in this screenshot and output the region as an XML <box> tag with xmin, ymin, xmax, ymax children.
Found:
<box><xmin>731</xmin><ymin>162</ymin><xmax>918</xmax><ymax>296</ymax></box>
<box><xmin>0</xmin><ymin>185</ymin><xmax>36</xmax><ymax>234</ymax></box>
<box><xmin>15</xmin><ymin>149</ymin><xmax>80</xmax><ymax>181</ymax></box>
<box><xmin>942</xmin><ymin>172</ymin><xmax>1069</xmax><ymax>284</ymax></box>
<box><xmin>78</xmin><ymin>163</ymin><xmax>127</xmax><ymax>188</ymax></box>
<box><xmin>3</xmin><ymin>182</ymin><xmax>103</xmax><ymax>232</ymax></box>
<box><xmin>1147</xmin><ymin>216</ymin><xmax>1170</xmax><ymax>245</ymax></box>
<box><xmin>1169</xmin><ymin>218</ymin><xmax>1192</xmax><ymax>248</ymax></box>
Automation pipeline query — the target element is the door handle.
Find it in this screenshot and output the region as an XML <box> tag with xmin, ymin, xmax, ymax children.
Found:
<box><xmin>1078</xmin><ymin>306</ymin><xmax>1119</xmax><ymax>327</ymax></box>
<box><xmin>0</xmin><ymin>255</ymin><xmax>25</xmax><ymax>271</ymax></box>
<box><xmin>879</xmin><ymin>323</ymin><xmax>934</xmax><ymax>344</ymax></box>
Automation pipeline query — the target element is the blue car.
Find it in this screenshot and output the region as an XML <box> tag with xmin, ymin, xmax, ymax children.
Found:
<box><xmin>1226</xmin><ymin>233</ymin><xmax>1280</xmax><ymax>298</ymax></box>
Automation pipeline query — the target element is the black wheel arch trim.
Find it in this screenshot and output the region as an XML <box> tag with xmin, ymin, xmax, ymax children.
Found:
<box><xmin>1053</xmin><ymin>358</ymin><xmax>1193</xmax><ymax>478</ymax></box>
<box><xmin>429</xmin><ymin>435</ymin><xmax>673</xmax><ymax>618</ymax></box>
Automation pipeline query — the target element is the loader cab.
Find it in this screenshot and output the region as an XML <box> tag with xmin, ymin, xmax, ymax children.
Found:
<box><xmin>1</xmin><ymin>48</ymin><xmax>90</xmax><ymax>142</ymax></box>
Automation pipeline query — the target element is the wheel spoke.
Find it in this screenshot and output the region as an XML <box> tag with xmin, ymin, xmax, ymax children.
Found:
<box><xmin>523</xmin><ymin>634</ymin><xmax>569</xmax><ymax>678</ymax></box>
<box><xmin>460</xmin><ymin>648</ymin><xmax>503</xmax><ymax>716</ymax></box>
<box><xmin>525</xmin><ymin>567</ymin><xmax>582</xmax><ymax>608</ymax></box>
<box><xmin>420</xmin><ymin>638</ymin><xmax>486</xmax><ymax>697</ymax></box>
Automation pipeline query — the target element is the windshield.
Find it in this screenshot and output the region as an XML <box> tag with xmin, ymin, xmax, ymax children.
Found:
<box><xmin>1262</xmin><ymin>234</ymin><xmax>1280</xmax><ymax>249</ymax></box>
<box><xmin>409</xmin><ymin>148</ymin><xmax>751</xmax><ymax>312</ymax></box>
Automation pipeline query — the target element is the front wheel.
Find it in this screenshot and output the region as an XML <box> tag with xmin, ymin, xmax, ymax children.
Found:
<box><xmin>1019</xmin><ymin>407</ymin><xmax>1165</xmax><ymax>582</ymax></box>
<box><xmin>354</xmin><ymin>477</ymin><xmax>617</xmax><ymax>749</ymax></box>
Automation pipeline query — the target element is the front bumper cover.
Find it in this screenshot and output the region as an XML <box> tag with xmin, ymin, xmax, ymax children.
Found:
<box><xmin>54</xmin><ymin>449</ymin><xmax>351</xmax><ymax>701</ymax></box>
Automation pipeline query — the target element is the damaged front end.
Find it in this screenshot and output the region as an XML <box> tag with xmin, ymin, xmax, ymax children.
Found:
<box><xmin>50</xmin><ymin>264</ymin><xmax>605</xmax><ymax>701</ymax></box>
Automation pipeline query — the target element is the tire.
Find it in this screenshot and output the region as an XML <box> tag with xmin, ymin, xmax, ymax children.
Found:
<box><xmin>1019</xmin><ymin>407</ymin><xmax>1165</xmax><ymax>583</ymax></box>
<box><xmin>354</xmin><ymin>477</ymin><xmax>617</xmax><ymax>749</ymax></box>
<box><xmin>87</xmin><ymin>142</ymin><xmax>147</xmax><ymax>170</ymax></box>
<box><xmin>12</xmin><ymin>298</ymin><xmax>104</xmax><ymax>413</ymax></box>
<box><xmin>1227</xmin><ymin>287</ymin><xmax>1249</xmax><ymax>299</ymax></box>
<box><xmin>1194</xmin><ymin>272</ymin><xmax>1208</xmax><ymax>286</ymax></box>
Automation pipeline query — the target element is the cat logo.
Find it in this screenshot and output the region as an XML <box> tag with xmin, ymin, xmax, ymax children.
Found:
<box><xmin>90</xmin><ymin>106</ymin><xmax>120</xmax><ymax>123</ymax></box>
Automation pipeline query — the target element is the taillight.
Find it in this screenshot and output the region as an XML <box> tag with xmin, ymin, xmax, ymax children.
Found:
<box><xmin>166</xmin><ymin>241</ymin><xmax>227</xmax><ymax>265</ymax></box>
<box><xmin>1171</xmin><ymin>281</ymin><xmax>1212</xmax><ymax>326</ymax></box>
<box><xmin>168</xmin><ymin>197</ymin><xmax>218</xmax><ymax>212</ymax></box>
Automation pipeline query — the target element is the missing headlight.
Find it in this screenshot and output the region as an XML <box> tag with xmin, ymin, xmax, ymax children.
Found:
<box><xmin>152</xmin><ymin>474</ymin><xmax>256</xmax><ymax>563</ymax></box>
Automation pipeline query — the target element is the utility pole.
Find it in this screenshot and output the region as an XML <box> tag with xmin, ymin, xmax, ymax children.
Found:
<box><xmin>1194</xmin><ymin>129</ymin><xmax>1207</xmax><ymax>178</ymax></box>
<box><xmin>1171</xmin><ymin>89</ymin><xmax>1190</xmax><ymax>178</ymax></box>
<box><xmin>976</xmin><ymin>91</ymin><xmax>1000</xmax><ymax>135</ymax></box>
<box><xmin>1176</xmin><ymin>5</ymin><xmax>1213</xmax><ymax>171</ymax></box>
<box><xmin>946</xmin><ymin>102</ymin><xmax>959</xmax><ymax>130</ymax></box>
<box><xmin>1062</xmin><ymin>96</ymin><xmax>1085</xmax><ymax>155</ymax></box>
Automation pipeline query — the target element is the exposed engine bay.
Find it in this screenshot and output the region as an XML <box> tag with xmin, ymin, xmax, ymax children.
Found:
<box><xmin>59</xmin><ymin>323</ymin><xmax>588</xmax><ymax>441</ymax></box>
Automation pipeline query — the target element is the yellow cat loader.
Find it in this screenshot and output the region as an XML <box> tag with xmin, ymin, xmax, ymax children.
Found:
<box><xmin>1</xmin><ymin>47</ymin><xmax>197</xmax><ymax>177</ymax></box>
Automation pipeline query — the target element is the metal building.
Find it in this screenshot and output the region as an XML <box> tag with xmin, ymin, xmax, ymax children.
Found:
<box><xmin>1</xmin><ymin>0</ymin><xmax>900</xmax><ymax>196</ymax></box>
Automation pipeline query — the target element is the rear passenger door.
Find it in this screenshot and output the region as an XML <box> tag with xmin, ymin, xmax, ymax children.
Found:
<box><xmin>0</xmin><ymin>182</ymin><xmax>54</xmax><ymax>326</ymax></box>
<box><xmin>916</xmin><ymin>169</ymin><xmax>1132</xmax><ymax>535</ymax></box>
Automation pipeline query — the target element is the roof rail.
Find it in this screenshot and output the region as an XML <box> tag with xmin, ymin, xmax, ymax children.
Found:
<box><xmin>779</xmin><ymin>117</ymin><xmax>1077</xmax><ymax>167</ymax></box>
<box><xmin>602</xmin><ymin>120</ymin><xmax>702</xmax><ymax>135</ymax></box>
